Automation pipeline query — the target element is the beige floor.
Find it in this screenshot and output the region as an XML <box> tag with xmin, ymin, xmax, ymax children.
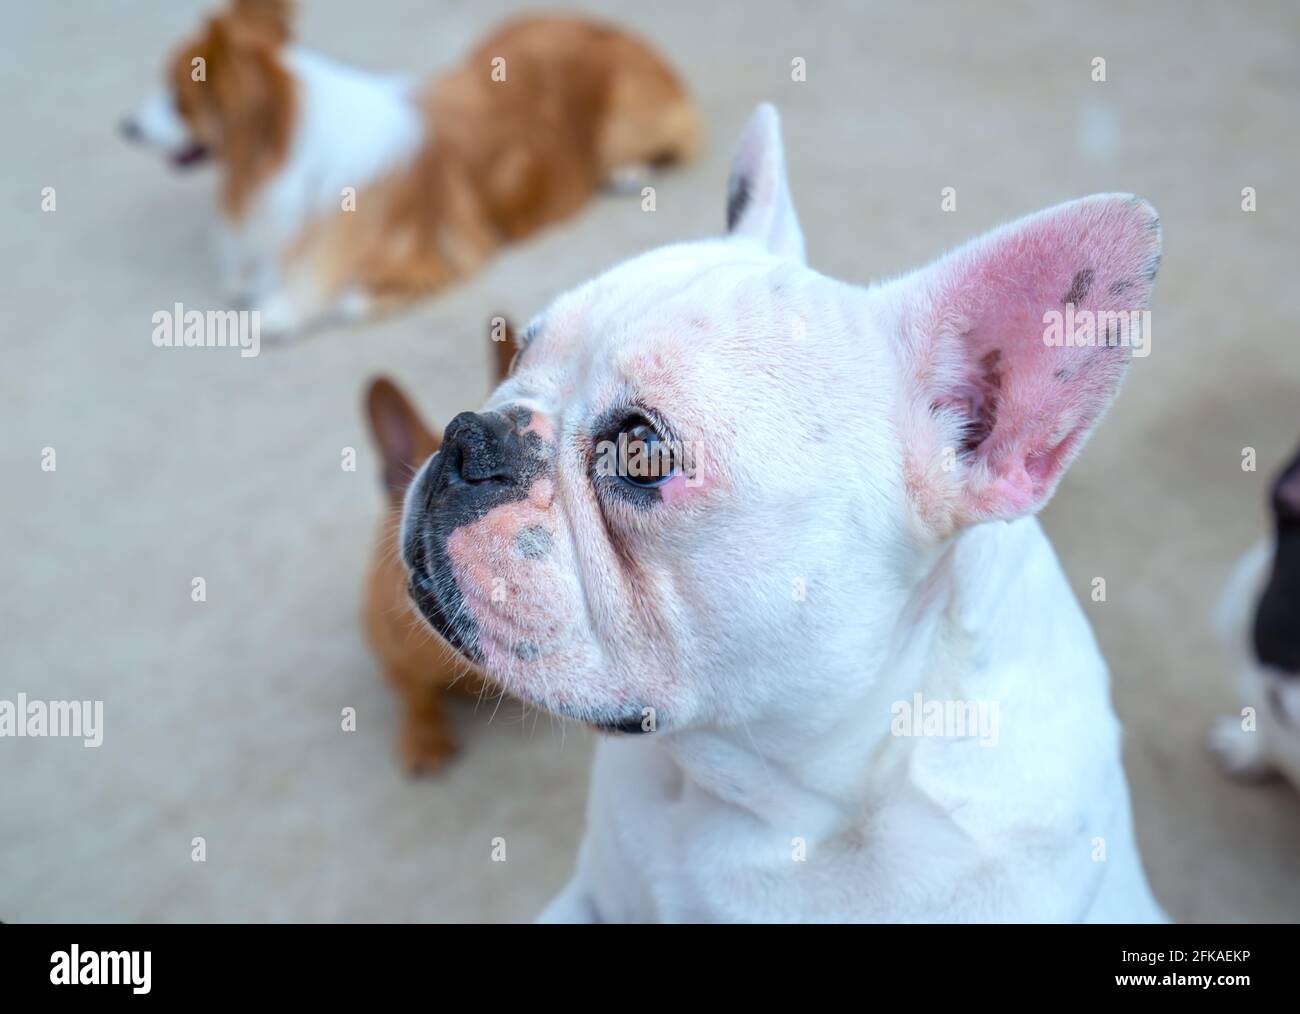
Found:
<box><xmin>2</xmin><ymin>0</ymin><xmax>1298</xmax><ymax>922</ymax></box>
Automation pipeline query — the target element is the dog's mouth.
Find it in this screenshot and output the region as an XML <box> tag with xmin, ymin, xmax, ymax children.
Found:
<box><xmin>171</xmin><ymin>142</ymin><xmax>210</xmax><ymax>168</ymax></box>
<box><xmin>403</xmin><ymin>503</ymin><xmax>660</xmax><ymax>736</ymax></box>
<box><xmin>592</xmin><ymin>712</ymin><xmax>654</xmax><ymax>735</ymax></box>
<box><xmin>408</xmin><ymin>567</ymin><xmax>657</xmax><ymax>736</ymax></box>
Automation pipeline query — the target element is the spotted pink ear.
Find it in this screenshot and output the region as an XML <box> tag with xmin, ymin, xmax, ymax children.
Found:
<box><xmin>889</xmin><ymin>194</ymin><xmax>1162</xmax><ymax>531</ymax></box>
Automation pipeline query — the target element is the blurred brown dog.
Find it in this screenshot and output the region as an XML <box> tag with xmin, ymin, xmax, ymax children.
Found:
<box><xmin>361</xmin><ymin>327</ymin><xmax>514</xmax><ymax>773</ymax></box>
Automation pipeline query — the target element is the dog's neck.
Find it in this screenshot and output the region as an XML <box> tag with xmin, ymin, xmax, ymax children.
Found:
<box><xmin>663</xmin><ymin>516</ymin><xmax>1066</xmax><ymax>839</ymax></box>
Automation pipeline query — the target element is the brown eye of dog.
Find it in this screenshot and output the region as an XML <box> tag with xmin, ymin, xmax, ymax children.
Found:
<box><xmin>617</xmin><ymin>418</ymin><xmax>676</xmax><ymax>487</ymax></box>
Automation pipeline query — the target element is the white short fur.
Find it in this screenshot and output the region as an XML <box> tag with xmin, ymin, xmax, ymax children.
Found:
<box><xmin>541</xmin><ymin>516</ymin><xmax>1162</xmax><ymax>922</ymax></box>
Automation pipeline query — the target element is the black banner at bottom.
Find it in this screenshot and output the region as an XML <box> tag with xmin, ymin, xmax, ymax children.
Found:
<box><xmin>0</xmin><ymin>922</ymin><xmax>1286</xmax><ymax>1000</ymax></box>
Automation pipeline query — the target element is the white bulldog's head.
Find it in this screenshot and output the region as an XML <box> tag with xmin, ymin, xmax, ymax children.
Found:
<box><xmin>402</xmin><ymin>104</ymin><xmax>1161</xmax><ymax>735</ymax></box>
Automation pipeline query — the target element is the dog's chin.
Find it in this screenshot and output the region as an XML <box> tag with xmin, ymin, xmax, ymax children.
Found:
<box><xmin>170</xmin><ymin>142</ymin><xmax>210</xmax><ymax>168</ymax></box>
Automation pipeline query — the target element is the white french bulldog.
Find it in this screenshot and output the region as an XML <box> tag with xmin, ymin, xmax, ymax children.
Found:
<box><xmin>402</xmin><ymin>104</ymin><xmax>1166</xmax><ymax>922</ymax></box>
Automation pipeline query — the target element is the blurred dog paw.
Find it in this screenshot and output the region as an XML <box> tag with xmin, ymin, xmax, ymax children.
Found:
<box><xmin>399</xmin><ymin>712</ymin><xmax>459</xmax><ymax>775</ymax></box>
<box><xmin>1207</xmin><ymin>715</ymin><xmax>1277</xmax><ymax>782</ymax></box>
<box><xmin>254</xmin><ymin>292</ymin><xmax>308</xmax><ymax>342</ymax></box>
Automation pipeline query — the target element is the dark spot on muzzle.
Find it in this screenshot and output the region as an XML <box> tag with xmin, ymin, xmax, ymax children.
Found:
<box><xmin>515</xmin><ymin>525</ymin><xmax>552</xmax><ymax>560</ymax></box>
<box><xmin>513</xmin><ymin>640</ymin><xmax>542</xmax><ymax>662</ymax></box>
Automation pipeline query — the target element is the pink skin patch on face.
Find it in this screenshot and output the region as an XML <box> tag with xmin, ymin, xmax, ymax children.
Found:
<box><xmin>659</xmin><ymin>470</ymin><xmax>709</xmax><ymax>505</ymax></box>
<box><xmin>443</xmin><ymin>478</ymin><xmax>562</xmax><ymax>652</ymax></box>
<box><xmin>520</xmin><ymin>413</ymin><xmax>555</xmax><ymax>443</ymax></box>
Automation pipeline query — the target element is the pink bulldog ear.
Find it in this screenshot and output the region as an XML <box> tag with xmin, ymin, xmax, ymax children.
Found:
<box><xmin>725</xmin><ymin>104</ymin><xmax>806</xmax><ymax>264</ymax></box>
<box><xmin>884</xmin><ymin>194</ymin><xmax>1162</xmax><ymax>533</ymax></box>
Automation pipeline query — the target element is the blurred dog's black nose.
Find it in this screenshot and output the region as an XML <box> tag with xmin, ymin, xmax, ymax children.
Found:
<box><xmin>119</xmin><ymin>118</ymin><xmax>142</xmax><ymax>142</ymax></box>
<box><xmin>442</xmin><ymin>411</ymin><xmax>517</xmax><ymax>485</ymax></box>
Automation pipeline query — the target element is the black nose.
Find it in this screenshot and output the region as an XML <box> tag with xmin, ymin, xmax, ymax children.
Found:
<box><xmin>442</xmin><ymin>411</ymin><xmax>517</xmax><ymax>485</ymax></box>
<box><xmin>119</xmin><ymin>118</ymin><xmax>143</xmax><ymax>141</ymax></box>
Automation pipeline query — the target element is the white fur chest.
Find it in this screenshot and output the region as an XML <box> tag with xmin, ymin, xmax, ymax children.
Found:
<box><xmin>562</xmin><ymin>521</ymin><xmax>1164</xmax><ymax>923</ymax></box>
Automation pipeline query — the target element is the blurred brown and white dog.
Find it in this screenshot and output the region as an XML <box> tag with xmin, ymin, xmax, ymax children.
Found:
<box><xmin>122</xmin><ymin>1</ymin><xmax>700</xmax><ymax>336</ymax></box>
<box><xmin>360</xmin><ymin>323</ymin><xmax>515</xmax><ymax>773</ymax></box>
